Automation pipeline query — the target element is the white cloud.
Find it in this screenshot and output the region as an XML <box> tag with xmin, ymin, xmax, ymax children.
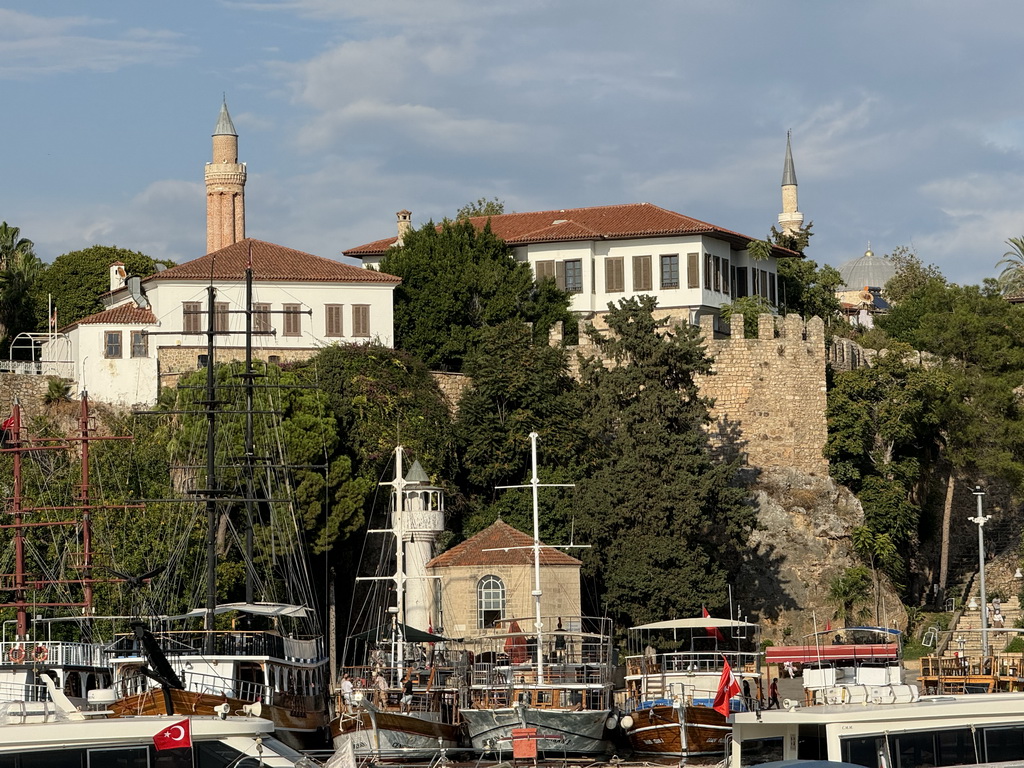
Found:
<box><xmin>0</xmin><ymin>10</ymin><xmax>195</xmax><ymax>78</ymax></box>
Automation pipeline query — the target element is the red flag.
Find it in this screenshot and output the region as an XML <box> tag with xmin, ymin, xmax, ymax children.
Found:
<box><xmin>153</xmin><ymin>719</ymin><xmax>192</xmax><ymax>751</ymax></box>
<box><xmin>1</xmin><ymin>415</ymin><xmax>14</xmax><ymax>432</ymax></box>
<box><xmin>825</xmin><ymin>619</ymin><xmax>832</xmax><ymax>633</ymax></box>
<box><xmin>712</xmin><ymin>656</ymin><xmax>740</xmax><ymax>716</ymax></box>
<box><xmin>702</xmin><ymin>606</ymin><xmax>725</xmax><ymax>642</ymax></box>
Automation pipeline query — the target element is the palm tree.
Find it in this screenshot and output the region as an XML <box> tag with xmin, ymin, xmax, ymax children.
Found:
<box><xmin>0</xmin><ymin>223</ymin><xmax>43</xmax><ymax>348</ymax></box>
<box><xmin>0</xmin><ymin>222</ymin><xmax>34</xmax><ymax>272</ymax></box>
<box><xmin>996</xmin><ymin>237</ymin><xmax>1024</xmax><ymax>296</ymax></box>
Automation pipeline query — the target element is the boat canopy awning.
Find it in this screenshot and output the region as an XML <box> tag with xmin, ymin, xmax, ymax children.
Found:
<box><xmin>630</xmin><ymin>618</ymin><xmax>759</xmax><ymax>631</ymax></box>
<box><xmin>765</xmin><ymin>644</ymin><xmax>899</xmax><ymax>664</ymax></box>
<box><xmin>171</xmin><ymin>602</ymin><xmax>311</xmax><ymax>621</ymax></box>
<box><xmin>347</xmin><ymin>622</ymin><xmax>457</xmax><ymax>644</ymax></box>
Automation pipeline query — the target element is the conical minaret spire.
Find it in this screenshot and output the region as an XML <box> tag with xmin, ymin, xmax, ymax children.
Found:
<box><xmin>778</xmin><ymin>130</ymin><xmax>804</xmax><ymax>237</ymax></box>
<box><xmin>205</xmin><ymin>98</ymin><xmax>247</xmax><ymax>253</ymax></box>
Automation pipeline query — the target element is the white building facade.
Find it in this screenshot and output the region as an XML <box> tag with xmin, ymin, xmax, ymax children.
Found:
<box><xmin>44</xmin><ymin>239</ymin><xmax>399</xmax><ymax>406</ymax></box>
<box><xmin>347</xmin><ymin>203</ymin><xmax>799</xmax><ymax>327</ymax></box>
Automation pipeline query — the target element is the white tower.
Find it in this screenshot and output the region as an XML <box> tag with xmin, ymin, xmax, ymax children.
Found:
<box><xmin>396</xmin><ymin>459</ymin><xmax>445</xmax><ymax>633</ymax></box>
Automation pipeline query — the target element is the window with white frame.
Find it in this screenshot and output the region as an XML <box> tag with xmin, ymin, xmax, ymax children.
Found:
<box><xmin>478</xmin><ymin>575</ymin><xmax>506</xmax><ymax>628</ymax></box>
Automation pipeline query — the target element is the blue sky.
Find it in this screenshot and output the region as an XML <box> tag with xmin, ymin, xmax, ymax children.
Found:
<box><xmin>3</xmin><ymin>1</ymin><xmax>1024</xmax><ymax>286</ymax></box>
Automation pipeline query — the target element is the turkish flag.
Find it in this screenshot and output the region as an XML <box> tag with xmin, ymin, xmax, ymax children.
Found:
<box><xmin>153</xmin><ymin>719</ymin><xmax>193</xmax><ymax>768</ymax></box>
<box><xmin>1</xmin><ymin>415</ymin><xmax>14</xmax><ymax>432</ymax></box>
<box><xmin>712</xmin><ymin>656</ymin><xmax>741</xmax><ymax>717</ymax></box>
<box><xmin>702</xmin><ymin>606</ymin><xmax>725</xmax><ymax>642</ymax></box>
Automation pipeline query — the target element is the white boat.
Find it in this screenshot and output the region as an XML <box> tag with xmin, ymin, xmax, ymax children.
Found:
<box><xmin>729</xmin><ymin>691</ymin><xmax>1024</xmax><ymax>767</ymax></box>
<box><xmin>458</xmin><ymin>432</ymin><xmax>615</xmax><ymax>758</ymax></box>
<box><xmin>621</xmin><ymin>616</ymin><xmax>761</xmax><ymax>757</ymax></box>
<box><xmin>0</xmin><ymin>676</ymin><xmax>313</xmax><ymax>766</ymax></box>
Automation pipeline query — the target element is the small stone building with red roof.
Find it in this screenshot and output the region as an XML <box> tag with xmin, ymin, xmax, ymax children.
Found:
<box><xmin>426</xmin><ymin>519</ymin><xmax>582</xmax><ymax>640</ymax></box>
<box><xmin>346</xmin><ymin>203</ymin><xmax>800</xmax><ymax>329</ymax></box>
<box><xmin>42</xmin><ymin>238</ymin><xmax>399</xmax><ymax>406</ymax></box>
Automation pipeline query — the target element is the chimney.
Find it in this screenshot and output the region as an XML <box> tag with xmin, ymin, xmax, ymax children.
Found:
<box><xmin>395</xmin><ymin>210</ymin><xmax>412</xmax><ymax>246</ymax></box>
<box><xmin>109</xmin><ymin>262</ymin><xmax>127</xmax><ymax>292</ymax></box>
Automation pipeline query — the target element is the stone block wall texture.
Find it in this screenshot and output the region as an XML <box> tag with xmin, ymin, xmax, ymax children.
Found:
<box><xmin>563</xmin><ymin>311</ymin><xmax>829</xmax><ymax>476</ymax></box>
<box><xmin>156</xmin><ymin>345</ymin><xmax>320</xmax><ymax>390</ymax></box>
<box><xmin>0</xmin><ymin>374</ymin><xmax>56</xmax><ymax>425</ymax></box>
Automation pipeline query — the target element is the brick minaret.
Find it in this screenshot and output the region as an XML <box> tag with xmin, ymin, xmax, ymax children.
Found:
<box><xmin>205</xmin><ymin>99</ymin><xmax>246</xmax><ymax>253</ymax></box>
<box><xmin>778</xmin><ymin>130</ymin><xmax>803</xmax><ymax>238</ymax></box>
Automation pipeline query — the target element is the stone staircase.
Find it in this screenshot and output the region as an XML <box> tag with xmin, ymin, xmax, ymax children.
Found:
<box><xmin>945</xmin><ymin>595</ymin><xmax>1021</xmax><ymax>657</ymax></box>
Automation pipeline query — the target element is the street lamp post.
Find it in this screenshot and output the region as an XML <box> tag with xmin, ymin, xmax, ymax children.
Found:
<box><xmin>970</xmin><ymin>486</ymin><xmax>990</xmax><ymax>659</ymax></box>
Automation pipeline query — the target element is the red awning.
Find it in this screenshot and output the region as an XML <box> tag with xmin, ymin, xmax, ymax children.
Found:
<box><xmin>765</xmin><ymin>644</ymin><xmax>898</xmax><ymax>664</ymax></box>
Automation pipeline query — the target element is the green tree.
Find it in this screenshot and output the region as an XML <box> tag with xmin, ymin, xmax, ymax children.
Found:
<box><xmin>996</xmin><ymin>237</ymin><xmax>1024</xmax><ymax>297</ymax></box>
<box><xmin>720</xmin><ymin>295</ymin><xmax>772</xmax><ymax>338</ymax></box>
<box><xmin>573</xmin><ymin>296</ymin><xmax>754</xmax><ymax>626</ymax></box>
<box><xmin>828</xmin><ymin>566</ymin><xmax>872</xmax><ymax>627</ymax></box>
<box><xmin>378</xmin><ymin>218</ymin><xmax>572</xmax><ymax>371</ymax></box>
<box><xmin>35</xmin><ymin>245</ymin><xmax>173</xmax><ymax>328</ymax></box>
<box><xmin>769</xmin><ymin>221</ymin><xmax>814</xmax><ymax>254</ymax></box>
<box><xmin>0</xmin><ymin>222</ymin><xmax>34</xmax><ymax>271</ymax></box>
<box><xmin>0</xmin><ymin>226</ymin><xmax>43</xmax><ymax>347</ymax></box>
<box><xmin>776</xmin><ymin>257</ymin><xmax>843</xmax><ymax>320</ymax></box>
<box><xmin>881</xmin><ymin>246</ymin><xmax>945</xmax><ymax>305</ymax></box>
<box><xmin>454</xmin><ymin>321</ymin><xmax>583</xmax><ymax>539</ymax></box>
<box><xmin>456</xmin><ymin>197</ymin><xmax>505</xmax><ymax>220</ymax></box>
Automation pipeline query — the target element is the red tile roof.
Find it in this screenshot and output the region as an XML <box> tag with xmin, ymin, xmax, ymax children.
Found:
<box><xmin>62</xmin><ymin>304</ymin><xmax>157</xmax><ymax>332</ymax></box>
<box><xmin>344</xmin><ymin>203</ymin><xmax>800</xmax><ymax>258</ymax></box>
<box><xmin>146</xmin><ymin>238</ymin><xmax>401</xmax><ymax>284</ymax></box>
<box><xmin>426</xmin><ymin>519</ymin><xmax>581</xmax><ymax>569</ymax></box>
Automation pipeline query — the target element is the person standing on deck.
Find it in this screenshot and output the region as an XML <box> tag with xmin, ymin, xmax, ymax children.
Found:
<box><xmin>767</xmin><ymin>678</ymin><xmax>780</xmax><ymax>709</ymax></box>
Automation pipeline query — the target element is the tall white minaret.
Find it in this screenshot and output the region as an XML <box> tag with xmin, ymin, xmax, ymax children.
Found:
<box><xmin>778</xmin><ymin>131</ymin><xmax>804</xmax><ymax>237</ymax></box>
<box><xmin>205</xmin><ymin>98</ymin><xmax>247</xmax><ymax>253</ymax></box>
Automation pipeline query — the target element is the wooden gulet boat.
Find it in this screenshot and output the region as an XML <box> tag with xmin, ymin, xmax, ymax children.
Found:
<box><xmin>620</xmin><ymin>616</ymin><xmax>761</xmax><ymax>757</ymax></box>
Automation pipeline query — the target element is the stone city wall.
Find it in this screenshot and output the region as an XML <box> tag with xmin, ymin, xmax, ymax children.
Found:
<box><xmin>556</xmin><ymin>311</ymin><xmax>829</xmax><ymax>476</ymax></box>
<box><xmin>156</xmin><ymin>345</ymin><xmax>320</xmax><ymax>389</ymax></box>
<box><xmin>0</xmin><ymin>374</ymin><xmax>58</xmax><ymax>425</ymax></box>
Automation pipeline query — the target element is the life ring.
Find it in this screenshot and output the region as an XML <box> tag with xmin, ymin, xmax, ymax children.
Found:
<box><xmin>7</xmin><ymin>647</ymin><xmax>24</xmax><ymax>663</ymax></box>
<box><xmin>33</xmin><ymin>646</ymin><xmax>47</xmax><ymax>662</ymax></box>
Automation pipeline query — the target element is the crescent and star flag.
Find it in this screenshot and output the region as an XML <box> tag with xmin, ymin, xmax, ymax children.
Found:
<box><xmin>154</xmin><ymin>718</ymin><xmax>191</xmax><ymax>749</ymax></box>
<box><xmin>702</xmin><ymin>606</ymin><xmax>725</xmax><ymax>642</ymax></box>
<box><xmin>712</xmin><ymin>656</ymin><xmax>741</xmax><ymax>716</ymax></box>
<box><xmin>1</xmin><ymin>415</ymin><xmax>14</xmax><ymax>432</ymax></box>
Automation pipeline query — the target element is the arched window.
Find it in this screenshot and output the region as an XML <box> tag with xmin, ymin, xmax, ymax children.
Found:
<box><xmin>478</xmin><ymin>575</ymin><xmax>505</xmax><ymax>629</ymax></box>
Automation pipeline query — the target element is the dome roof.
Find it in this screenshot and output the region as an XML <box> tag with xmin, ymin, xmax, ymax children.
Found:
<box><xmin>838</xmin><ymin>249</ymin><xmax>896</xmax><ymax>291</ymax></box>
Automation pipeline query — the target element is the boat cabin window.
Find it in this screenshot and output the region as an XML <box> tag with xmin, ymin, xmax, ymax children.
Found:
<box><xmin>797</xmin><ymin>724</ymin><xmax>827</xmax><ymax>761</ymax></box>
<box><xmin>477</xmin><ymin>575</ymin><xmax>505</xmax><ymax>629</ymax></box>
<box><xmin>841</xmin><ymin>727</ymin><xmax>982</xmax><ymax>768</ymax></box>
<box><xmin>984</xmin><ymin>726</ymin><xmax>1024</xmax><ymax>764</ymax></box>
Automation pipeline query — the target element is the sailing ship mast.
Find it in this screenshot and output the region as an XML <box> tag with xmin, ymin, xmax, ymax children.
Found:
<box><xmin>496</xmin><ymin>431</ymin><xmax>576</xmax><ymax>686</ymax></box>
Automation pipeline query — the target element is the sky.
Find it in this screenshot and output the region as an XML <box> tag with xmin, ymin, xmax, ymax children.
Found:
<box><xmin>3</xmin><ymin>1</ymin><xmax>1024</xmax><ymax>287</ymax></box>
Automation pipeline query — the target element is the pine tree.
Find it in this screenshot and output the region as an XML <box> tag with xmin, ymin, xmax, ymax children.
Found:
<box><xmin>573</xmin><ymin>296</ymin><xmax>754</xmax><ymax>625</ymax></box>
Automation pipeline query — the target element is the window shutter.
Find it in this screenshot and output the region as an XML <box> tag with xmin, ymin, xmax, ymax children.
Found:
<box><xmin>555</xmin><ymin>261</ymin><xmax>566</xmax><ymax>291</ymax></box>
<box><xmin>633</xmin><ymin>255</ymin><xmax>652</xmax><ymax>291</ymax></box>
<box><xmin>688</xmin><ymin>253</ymin><xmax>700</xmax><ymax>289</ymax></box>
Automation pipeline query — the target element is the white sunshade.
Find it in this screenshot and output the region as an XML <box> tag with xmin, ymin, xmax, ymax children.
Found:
<box><xmin>630</xmin><ymin>617</ymin><xmax>758</xmax><ymax>631</ymax></box>
<box><xmin>169</xmin><ymin>602</ymin><xmax>310</xmax><ymax>621</ymax></box>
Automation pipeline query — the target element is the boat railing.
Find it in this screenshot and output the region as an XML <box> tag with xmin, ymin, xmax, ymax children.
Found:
<box><xmin>0</xmin><ymin>680</ymin><xmax>49</xmax><ymax>703</ymax></box>
<box><xmin>119</xmin><ymin>667</ymin><xmax>283</xmax><ymax>705</ymax></box>
<box><xmin>624</xmin><ymin>649</ymin><xmax>760</xmax><ymax>677</ymax></box>
<box><xmin>469</xmin><ymin>658</ymin><xmax>612</xmax><ymax>688</ymax></box>
<box><xmin>0</xmin><ymin>641</ymin><xmax>106</xmax><ymax>668</ymax></box>
<box><xmin>108</xmin><ymin>630</ymin><xmax>325</xmax><ymax>663</ymax></box>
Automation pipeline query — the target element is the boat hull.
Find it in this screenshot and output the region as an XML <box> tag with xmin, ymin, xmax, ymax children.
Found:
<box><xmin>624</xmin><ymin>703</ymin><xmax>729</xmax><ymax>757</ymax></box>
<box><xmin>110</xmin><ymin>689</ymin><xmax>327</xmax><ymax>750</ymax></box>
<box><xmin>461</xmin><ymin>706</ymin><xmax>612</xmax><ymax>756</ymax></box>
<box><xmin>331</xmin><ymin>707</ymin><xmax>463</xmax><ymax>761</ymax></box>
